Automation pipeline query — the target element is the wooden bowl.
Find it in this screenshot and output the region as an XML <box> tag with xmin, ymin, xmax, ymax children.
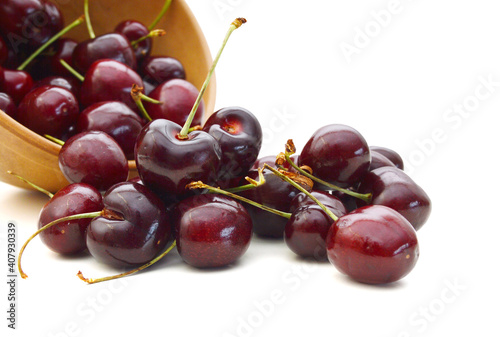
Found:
<box><xmin>0</xmin><ymin>0</ymin><xmax>215</xmax><ymax>193</ymax></box>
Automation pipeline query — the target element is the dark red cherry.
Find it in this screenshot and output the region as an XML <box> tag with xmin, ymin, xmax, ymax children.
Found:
<box><xmin>326</xmin><ymin>205</ymin><xmax>419</xmax><ymax>284</ymax></box>
<box><xmin>114</xmin><ymin>20</ymin><xmax>151</xmax><ymax>62</ymax></box>
<box><xmin>0</xmin><ymin>69</ymin><xmax>34</xmax><ymax>104</ymax></box>
<box><xmin>284</xmin><ymin>205</ymin><xmax>335</xmax><ymax>260</ymax></box>
<box><xmin>72</xmin><ymin>33</ymin><xmax>136</xmax><ymax>74</ymax></box>
<box><xmin>369</xmin><ymin>151</ymin><xmax>396</xmax><ymax>171</ymax></box>
<box><xmin>140</xmin><ymin>56</ymin><xmax>186</xmax><ymax>85</ymax></box>
<box><xmin>86</xmin><ymin>182</ymin><xmax>171</xmax><ymax>268</ymax></box>
<box><xmin>239</xmin><ymin>169</ymin><xmax>301</xmax><ymax>238</ymax></box>
<box><xmin>173</xmin><ymin>194</ymin><xmax>252</xmax><ymax>268</ymax></box>
<box><xmin>44</xmin><ymin>38</ymin><xmax>78</xmax><ymax>77</ymax></box>
<box><xmin>357</xmin><ymin>166</ymin><xmax>431</xmax><ymax>231</ymax></box>
<box><xmin>299</xmin><ymin>124</ymin><xmax>371</xmax><ymax>188</ymax></box>
<box><xmin>289</xmin><ymin>190</ymin><xmax>346</xmax><ymax>215</ymax></box>
<box><xmin>76</xmin><ymin>101</ymin><xmax>144</xmax><ymax>159</ymax></box>
<box><xmin>0</xmin><ymin>0</ymin><xmax>64</xmax><ymax>52</ymax></box>
<box><xmin>0</xmin><ymin>35</ymin><xmax>7</xmax><ymax>65</ymax></box>
<box><xmin>59</xmin><ymin>131</ymin><xmax>129</xmax><ymax>191</ymax></box>
<box><xmin>17</xmin><ymin>85</ymin><xmax>79</xmax><ymax>139</ymax></box>
<box><xmin>203</xmin><ymin>106</ymin><xmax>262</xmax><ymax>181</ymax></box>
<box><xmin>38</xmin><ymin>183</ymin><xmax>103</xmax><ymax>255</ymax></box>
<box><xmin>80</xmin><ymin>59</ymin><xmax>143</xmax><ymax>112</ymax></box>
<box><xmin>34</xmin><ymin>76</ymin><xmax>81</xmax><ymax>98</ymax></box>
<box><xmin>370</xmin><ymin>146</ymin><xmax>404</xmax><ymax>170</ymax></box>
<box><xmin>0</xmin><ymin>92</ymin><xmax>17</xmax><ymax>119</ymax></box>
<box><xmin>135</xmin><ymin>119</ymin><xmax>222</xmax><ymax>199</ymax></box>
<box><xmin>144</xmin><ymin>79</ymin><xmax>204</xmax><ymax>126</ymax></box>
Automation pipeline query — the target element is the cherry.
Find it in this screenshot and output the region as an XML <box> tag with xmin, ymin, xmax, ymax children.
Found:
<box><xmin>86</xmin><ymin>182</ymin><xmax>172</xmax><ymax>268</ymax></box>
<box><xmin>72</xmin><ymin>33</ymin><xmax>137</xmax><ymax>74</ymax></box>
<box><xmin>33</xmin><ymin>76</ymin><xmax>81</xmax><ymax>98</ymax></box>
<box><xmin>59</xmin><ymin>131</ymin><xmax>129</xmax><ymax>191</ymax></box>
<box><xmin>114</xmin><ymin>20</ymin><xmax>152</xmax><ymax>62</ymax></box>
<box><xmin>42</xmin><ymin>38</ymin><xmax>78</xmax><ymax>77</ymax></box>
<box><xmin>357</xmin><ymin>166</ymin><xmax>431</xmax><ymax>231</ymax></box>
<box><xmin>252</xmin><ymin>154</ymin><xmax>299</xmax><ymax>172</ymax></box>
<box><xmin>38</xmin><ymin>183</ymin><xmax>103</xmax><ymax>255</ymax></box>
<box><xmin>0</xmin><ymin>68</ymin><xmax>34</xmax><ymax>104</ymax></box>
<box><xmin>0</xmin><ymin>92</ymin><xmax>17</xmax><ymax>119</ymax></box>
<box><xmin>299</xmin><ymin>124</ymin><xmax>371</xmax><ymax>188</ymax></box>
<box><xmin>80</xmin><ymin>59</ymin><xmax>144</xmax><ymax>111</ymax></box>
<box><xmin>369</xmin><ymin>151</ymin><xmax>396</xmax><ymax>171</ymax></box>
<box><xmin>140</xmin><ymin>56</ymin><xmax>186</xmax><ymax>86</ymax></box>
<box><xmin>17</xmin><ymin>85</ymin><xmax>79</xmax><ymax>139</ymax></box>
<box><xmin>173</xmin><ymin>194</ymin><xmax>252</xmax><ymax>268</ymax></box>
<box><xmin>289</xmin><ymin>190</ymin><xmax>346</xmax><ymax>215</ymax></box>
<box><xmin>0</xmin><ymin>35</ymin><xmax>8</xmax><ymax>65</ymax></box>
<box><xmin>76</xmin><ymin>101</ymin><xmax>145</xmax><ymax>159</ymax></box>
<box><xmin>203</xmin><ymin>106</ymin><xmax>263</xmax><ymax>181</ymax></box>
<box><xmin>144</xmin><ymin>78</ymin><xmax>204</xmax><ymax>126</ymax></box>
<box><xmin>0</xmin><ymin>0</ymin><xmax>64</xmax><ymax>52</ymax></box>
<box><xmin>370</xmin><ymin>146</ymin><xmax>405</xmax><ymax>170</ymax></box>
<box><xmin>326</xmin><ymin>205</ymin><xmax>419</xmax><ymax>284</ymax></box>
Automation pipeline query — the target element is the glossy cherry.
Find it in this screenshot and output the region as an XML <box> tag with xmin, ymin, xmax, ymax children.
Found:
<box><xmin>173</xmin><ymin>193</ymin><xmax>252</xmax><ymax>268</ymax></box>
<box><xmin>114</xmin><ymin>20</ymin><xmax>151</xmax><ymax>62</ymax></box>
<box><xmin>357</xmin><ymin>166</ymin><xmax>431</xmax><ymax>231</ymax></box>
<box><xmin>34</xmin><ymin>76</ymin><xmax>81</xmax><ymax>98</ymax></box>
<box><xmin>289</xmin><ymin>190</ymin><xmax>346</xmax><ymax>215</ymax></box>
<box><xmin>72</xmin><ymin>33</ymin><xmax>137</xmax><ymax>74</ymax></box>
<box><xmin>80</xmin><ymin>59</ymin><xmax>144</xmax><ymax>112</ymax></box>
<box><xmin>135</xmin><ymin>119</ymin><xmax>222</xmax><ymax>199</ymax></box>
<box><xmin>140</xmin><ymin>56</ymin><xmax>186</xmax><ymax>85</ymax></box>
<box><xmin>38</xmin><ymin>183</ymin><xmax>103</xmax><ymax>255</ymax></box>
<box><xmin>86</xmin><ymin>182</ymin><xmax>171</xmax><ymax>268</ymax></box>
<box><xmin>203</xmin><ymin>106</ymin><xmax>263</xmax><ymax>181</ymax></box>
<box><xmin>0</xmin><ymin>0</ymin><xmax>64</xmax><ymax>52</ymax></box>
<box><xmin>299</xmin><ymin>124</ymin><xmax>371</xmax><ymax>188</ymax></box>
<box><xmin>59</xmin><ymin>131</ymin><xmax>129</xmax><ymax>191</ymax></box>
<box><xmin>0</xmin><ymin>92</ymin><xmax>17</xmax><ymax>119</ymax></box>
<box><xmin>0</xmin><ymin>68</ymin><xmax>34</xmax><ymax>104</ymax></box>
<box><xmin>144</xmin><ymin>79</ymin><xmax>204</xmax><ymax>126</ymax></box>
<box><xmin>370</xmin><ymin>146</ymin><xmax>404</xmax><ymax>170</ymax></box>
<box><xmin>17</xmin><ymin>85</ymin><xmax>79</xmax><ymax>139</ymax></box>
<box><xmin>326</xmin><ymin>205</ymin><xmax>419</xmax><ymax>284</ymax></box>
<box><xmin>76</xmin><ymin>101</ymin><xmax>144</xmax><ymax>159</ymax></box>
<box><xmin>369</xmin><ymin>151</ymin><xmax>396</xmax><ymax>171</ymax></box>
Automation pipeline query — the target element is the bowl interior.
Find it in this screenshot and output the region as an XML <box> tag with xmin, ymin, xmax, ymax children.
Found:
<box><xmin>0</xmin><ymin>0</ymin><xmax>215</xmax><ymax>192</ymax></box>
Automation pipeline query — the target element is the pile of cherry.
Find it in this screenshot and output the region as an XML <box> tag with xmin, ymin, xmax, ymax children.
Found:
<box><xmin>1</xmin><ymin>0</ymin><xmax>431</xmax><ymax>286</ymax></box>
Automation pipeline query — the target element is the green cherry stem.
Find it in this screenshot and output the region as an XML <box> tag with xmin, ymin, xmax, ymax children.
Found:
<box><xmin>263</xmin><ymin>164</ymin><xmax>339</xmax><ymax>222</ymax></box>
<box><xmin>224</xmin><ymin>168</ymin><xmax>266</xmax><ymax>194</ymax></box>
<box><xmin>130</xmin><ymin>29</ymin><xmax>166</xmax><ymax>48</ymax></box>
<box><xmin>18</xmin><ymin>211</ymin><xmax>105</xmax><ymax>279</ymax></box>
<box><xmin>59</xmin><ymin>59</ymin><xmax>84</xmax><ymax>82</ymax></box>
<box><xmin>131</xmin><ymin>84</ymin><xmax>162</xmax><ymax>122</ymax></box>
<box><xmin>148</xmin><ymin>0</ymin><xmax>172</xmax><ymax>31</ymax></box>
<box><xmin>187</xmin><ymin>181</ymin><xmax>291</xmax><ymax>219</ymax></box>
<box><xmin>6</xmin><ymin>171</ymin><xmax>54</xmax><ymax>198</ymax></box>
<box><xmin>77</xmin><ymin>240</ymin><xmax>177</xmax><ymax>284</ymax></box>
<box><xmin>178</xmin><ymin>17</ymin><xmax>247</xmax><ymax>138</ymax></box>
<box><xmin>84</xmin><ymin>0</ymin><xmax>96</xmax><ymax>39</ymax></box>
<box><xmin>17</xmin><ymin>15</ymin><xmax>85</xmax><ymax>71</ymax></box>
<box><xmin>44</xmin><ymin>134</ymin><xmax>65</xmax><ymax>146</ymax></box>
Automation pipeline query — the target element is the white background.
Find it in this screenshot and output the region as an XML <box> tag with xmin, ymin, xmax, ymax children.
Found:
<box><xmin>1</xmin><ymin>0</ymin><xmax>499</xmax><ymax>336</ymax></box>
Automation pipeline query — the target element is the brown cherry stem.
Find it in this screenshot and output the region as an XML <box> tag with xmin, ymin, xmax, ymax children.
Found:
<box><xmin>224</xmin><ymin>167</ymin><xmax>266</xmax><ymax>193</ymax></box>
<box><xmin>77</xmin><ymin>240</ymin><xmax>177</xmax><ymax>284</ymax></box>
<box><xmin>18</xmin><ymin>211</ymin><xmax>105</xmax><ymax>279</ymax></box>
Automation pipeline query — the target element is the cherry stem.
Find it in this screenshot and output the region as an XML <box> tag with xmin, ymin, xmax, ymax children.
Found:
<box><xmin>131</xmin><ymin>84</ymin><xmax>161</xmax><ymax>121</ymax></box>
<box><xmin>130</xmin><ymin>29</ymin><xmax>166</xmax><ymax>48</ymax></box>
<box><xmin>17</xmin><ymin>15</ymin><xmax>85</xmax><ymax>71</ymax></box>
<box><xmin>59</xmin><ymin>59</ymin><xmax>84</xmax><ymax>82</ymax></box>
<box><xmin>224</xmin><ymin>168</ymin><xmax>266</xmax><ymax>193</ymax></box>
<box><xmin>84</xmin><ymin>0</ymin><xmax>95</xmax><ymax>39</ymax></box>
<box><xmin>44</xmin><ymin>134</ymin><xmax>65</xmax><ymax>146</ymax></box>
<box><xmin>178</xmin><ymin>18</ymin><xmax>247</xmax><ymax>138</ymax></box>
<box><xmin>6</xmin><ymin>171</ymin><xmax>54</xmax><ymax>198</ymax></box>
<box><xmin>18</xmin><ymin>211</ymin><xmax>104</xmax><ymax>279</ymax></box>
<box><xmin>187</xmin><ymin>180</ymin><xmax>291</xmax><ymax>219</ymax></box>
<box><xmin>283</xmin><ymin>144</ymin><xmax>372</xmax><ymax>204</ymax></box>
<box><xmin>77</xmin><ymin>240</ymin><xmax>177</xmax><ymax>284</ymax></box>
<box><xmin>263</xmin><ymin>164</ymin><xmax>339</xmax><ymax>222</ymax></box>
<box><xmin>148</xmin><ymin>0</ymin><xmax>172</xmax><ymax>31</ymax></box>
